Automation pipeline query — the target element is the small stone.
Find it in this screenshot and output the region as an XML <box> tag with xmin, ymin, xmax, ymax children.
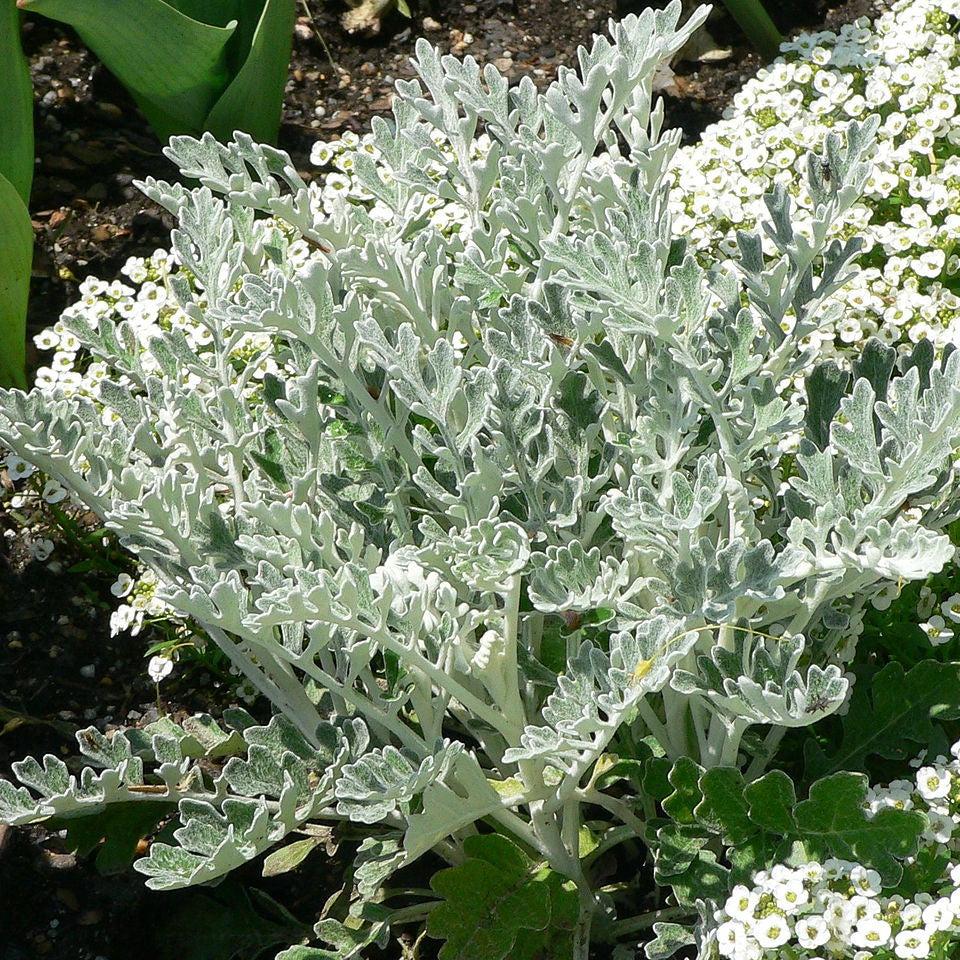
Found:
<box><xmin>314</xmin><ymin>104</ymin><xmax>326</xmax><ymax>118</ymax></box>
<box><xmin>360</xmin><ymin>61</ymin><xmax>376</xmax><ymax>76</ymax></box>
<box><xmin>98</xmin><ymin>102</ymin><xmax>122</xmax><ymax>119</ymax></box>
<box><xmin>294</xmin><ymin>22</ymin><xmax>312</xmax><ymax>41</ymax></box>
<box><xmin>422</xmin><ymin>16</ymin><xmax>441</xmax><ymax>31</ymax></box>
<box><xmin>493</xmin><ymin>58</ymin><xmax>513</xmax><ymax>72</ymax></box>
<box><xmin>80</xmin><ymin>664</ymin><xmax>96</xmax><ymax>678</ymax></box>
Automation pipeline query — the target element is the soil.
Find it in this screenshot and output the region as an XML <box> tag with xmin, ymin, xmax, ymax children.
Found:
<box><xmin>3</xmin><ymin>0</ymin><xmax>878</xmax><ymax>957</ymax></box>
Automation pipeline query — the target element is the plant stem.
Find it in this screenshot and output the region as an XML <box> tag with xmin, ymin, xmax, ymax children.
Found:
<box><xmin>573</xmin><ymin>883</ymin><xmax>597</xmax><ymax>960</ymax></box>
<box><xmin>611</xmin><ymin>905</ymin><xmax>689</xmax><ymax>937</ymax></box>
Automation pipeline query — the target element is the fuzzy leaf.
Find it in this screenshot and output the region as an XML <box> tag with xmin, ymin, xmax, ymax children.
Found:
<box><xmin>804</xmin><ymin>661</ymin><xmax>960</xmax><ymax>780</ymax></box>
<box><xmin>794</xmin><ymin>772</ymin><xmax>925</xmax><ymax>885</ymax></box>
<box><xmin>427</xmin><ymin>835</ymin><xmax>577</xmax><ymax>960</ymax></box>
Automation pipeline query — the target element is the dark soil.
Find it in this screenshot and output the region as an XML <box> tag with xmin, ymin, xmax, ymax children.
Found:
<box><xmin>3</xmin><ymin>0</ymin><xmax>879</xmax><ymax>957</ymax></box>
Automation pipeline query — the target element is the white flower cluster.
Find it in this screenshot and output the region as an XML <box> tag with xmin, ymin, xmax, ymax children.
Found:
<box><xmin>107</xmin><ymin>567</ymin><xmax>172</xmax><ymax>637</ymax></box>
<box><xmin>672</xmin><ymin>0</ymin><xmax>960</xmax><ymax>359</ymax></box>
<box><xmin>309</xmin><ymin>127</ymin><xmax>478</xmax><ymax>232</ymax></box>
<box><xmin>710</xmin><ymin>740</ymin><xmax>960</xmax><ymax>959</ymax></box>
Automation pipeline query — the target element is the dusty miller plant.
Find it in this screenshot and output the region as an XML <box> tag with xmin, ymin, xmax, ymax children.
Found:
<box><xmin>1</xmin><ymin>3</ymin><xmax>958</xmax><ymax>956</ymax></box>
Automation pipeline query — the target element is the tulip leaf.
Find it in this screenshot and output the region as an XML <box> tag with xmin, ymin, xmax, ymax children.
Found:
<box><xmin>19</xmin><ymin>0</ymin><xmax>236</xmax><ymax>140</ymax></box>
<box><xmin>0</xmin><ymin>0</ymin><xmax>34</xmax><ymax>203</ymax></box>
<box><xmin>0</xmin><ymin>172</ymin><xmax>31</xmax><ymax>388</ymax></box>
<box><xmin>204</xmin><ymin>0</ymin><xmax>297</xmax><ymax>143</ymax></box>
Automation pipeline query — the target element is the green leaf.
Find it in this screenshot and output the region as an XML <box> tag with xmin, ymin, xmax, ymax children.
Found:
<box><xmin>20</xmin><ymin>0</ymin><xmax>235</xmax><ymax>140</ymax></box>
<box><xmin>204</xmin><ymin>0</ymin><xmax>296</xmax><ymax>143</ymax></box>
<box><xmin>661</xmin><ymin>757</ymin><xmax>702</xmax><ymax>825</ymax></box>
<box><xmin>0</xmin><ymin>172</ymin><xmax>31</xmax><ymax>388</ymax></box>
<box><xmin>656</xmin><ymin>763</ymin><xmax>923</xmax><ymax>896</ymax></box>
<box><xmin>275</xmin><ymin>949</ymin><xmax>337</xmax><ymax>960</ymax></box>
<box><xmin>852</xmin><ymin>337</ymin><xmax>896</xmax><ymax>403</ymax></box>
<box><xmin>793</xmin><ymin>772</ymin><xmax>924</xmax><ymax>886</ymax></box>
<box><xmin>644</xmin><ymin>922</ymin><xmax>696</xmax><ymax>960</ymax></box>
<box><xmin>720</xmin><ymin>0</ymin><xmax>782</xmax><ymax>60</ymax></box>
<box><xmin>51</xmin><ymin>801</ymin><xmax>174</xmax><ymax>874</ymax></box>
<box><xmin>743</xmin><ymin>770</ymin><xmax>796</xmax><ymax>834</ymax></box>
<box><xmin>804</xmin><ymin>361</ymin><xmax>848</xmax><ymax>450</ymax></box>
<box><xmin>158</xmin><ymin>883</ymin><xmax>306</xmax><ymax>960</ymax></box>
<box><xmin>262</xmin><ymin>836</ymin><xmax>321</xmax><ymax>877</ymax></box>
<box><xmin>556</xmin><ymin>370</ymin><xmax>603</xmax><ymax>436</ymax></box>
<box><xmin>0</xmin><ymin>0</ymin><xmax>34</xmax><ymax>203</ymax></box>
<box><xmin>662</xmin><ymin>849</ymin><xmax>729</xmax><ymax>906</ymax></box>
<box><xmin>694</xmin><ymin>767</ymin><xmax>753</xmax><ymax>844</ymax></box>
<box><xmin>805</xmin><ymin>661</ymin><xmax>960</xmax><ymax>780</ymax></box>
<box><xmin>427</xmin><ymin>834</ymin><xmax>577</xmax><ymax>960</ymax></box>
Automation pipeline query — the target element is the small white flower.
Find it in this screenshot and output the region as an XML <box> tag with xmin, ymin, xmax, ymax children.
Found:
<box><xmin>41</xmin><ymin>479</ymin><xmax>68</xmax><ymax>504</ymax></box>
<box><xmin>724</xmin><ymin>885</ymin><xmax>757</xmax><ymax>922</ymax></box>
<box><xmin>753</xmin><ymin>914</ymin><xmax>791</xmax><ymax>949</ymax></box>
<box><xmin>922</xmin><ymin>898</ymin><xmax>954</xmax><ymax>931</ymax></box>
<box><xmin>110</xmin><ymin>573</ymin><xmax>135</xmax><ymax>598</ymax></box>
<box><xmin>147</xmin><ymin>656</ymin><xmax>174</xmax><ymax>683</ymax></box>
<box><xmin>4</xmin><ymin>454</ymin><xmax>35</xmax><ymax>482</ymax></box>
<box><xmin>921</xmin><ymin>616</ymin><xmax>954</xmax><ymax>646</ymax></box>
<box><xmin>774</xmin><ymin>878</ymin><xmax>809</xmax><ymax>912</ymax></box>
<box><xmin>894</xmin><ymin>927</ymin><xmax>931</xmax><ymax>959</ymax></box>
<box><xmin>715</xmin><ymin>919</ymin><xmax>748</xmax><ymax>958</ymax></box>
<box><xmin>942</xmin><ymin>594</ymin><xmax>960</xmax><ymax>623</ymax></box>
<box><xmin>916</xmin><ymin>765</ymin><xmax>952</xmax><ymax>800</ymax></box>
<box><xmin>796</xmin><ymin>915</ymin><xmax>830</xmax><ymax>948</ymax></box>
<box><xmin>851</xmin><ymin>917</ymin><xmax>892</xmax><ymax>949</ymax></box>
<box><xmin>850</xmin><ymin>865</ymin><xmax>882</xmax><ymax>897</ymax></box>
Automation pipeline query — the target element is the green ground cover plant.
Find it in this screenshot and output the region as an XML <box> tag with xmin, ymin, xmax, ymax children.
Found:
<box><xmin>5</xmin><ymin>2</ymin><xmax>960</xmax><ymax>958</ymax></box>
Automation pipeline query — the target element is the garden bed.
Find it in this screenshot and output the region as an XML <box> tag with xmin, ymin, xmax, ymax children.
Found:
<box><xmin>0</xmin><ymin>0</ymin><xmax>893</xmax><ymax>958</ymax></box>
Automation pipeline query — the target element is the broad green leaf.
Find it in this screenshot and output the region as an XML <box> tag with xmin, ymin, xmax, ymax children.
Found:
<box><xmin>51</xmin><ymin>801</ymin><xmax>174</xmax><ymax>874</ymax></box>
<box><xmin>158</xmin><ymin>883</ymin><xmax>306</xmax><ymax>960</ymax></box>
<box><xmin>743</xmin><ymin>770</ymin><xmax>796</xmax><ymax>834</ymax></box>
<box><xmin>805</xmin><ymin>661</ymin><xmax>960</xmax><ymax>780</ymax></box>
<box><xmin>205</xmin><ymin>0</ymin><xmax>296</xmax><ymax>143</ymax></box>
<box><xmin>656</xmin><ymin>762</ymin><xmax>923</xmax><ymax>896</ymax></box>
<box><xmin>427</xmin><ymin>834</ymin><xmax>577</xmax><ymax>960</ymax></box>
<box><xmin>661</xmin><ymin>756</ymin><xmax>702</xmax><ymax>825</ymax></box>
<box><xmin>262</xmin><ymin>836</ymin><xmax>322</xmax><ymax>877</ymax></box>
<box><xmin>0</xmin><ymin>173</ymin><xmax>31</xmax><ymax>388</ymax></box>
<box><xmin>661</xmin><ymin>849</ymin><xmax>729</xmax><ymax>906</ymax></box>
<box><xmin>0</xmin><ymin>0</ymin><xmax>33</xmax><ymax>203</ymax></box>
<box><xmin>694</xmin><ymin>767</ymin><xmax>753</xmax><ymax>844</ymax></box>
<box><xmin>793</xmin><ymin>772</ymin><xmax>924</xmax><ymax>886</ymax></box>
<box><xmin>20</xmin><ymin>0</ymin><xmax>235</xmax><ymax>140</ymax></box>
